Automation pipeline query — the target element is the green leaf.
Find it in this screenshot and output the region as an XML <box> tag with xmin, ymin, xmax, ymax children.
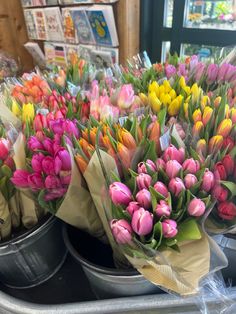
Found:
<box><xmin>66</xmin><ymin>102</ymin><xmax>73</xmax><ymax>119</ymax></box>
<box><xmin>0</xmin><ymin>177</ymin><xmax>9</xmax><ymax>201</ymax></box>
<box><xmin>110</xmin><ymin>171</ymin><xmax>121</xmax><ymax>182</ymax></box>
<box><xmin>153</xmin><ymin>221</ymin><xmax>163</xmax><ymax>249</ymax></box>
<box><xmin>165</xmin><ymin>238</ymin><xmax>178</xmax><ymax>247</ymax></box>
<box><xmin>38</xmin><ymin>190</ymin><xmax>51</xmax><ymax>212</ymax></box>
<box><xmin>0</xmin><ymin>165</ymin><xmax>12</xmax><ymax>178</ymax></box>
<box><xmin>158</xmin><ymin>108</ymin><xmax>167</xmax><ymax>134</ymax></box>
<box><xmin>149</xmin><ymin>186</ymin><xmax>166</xmax><ymax>203</ymax></box>
<box><xmin>144</xmin><ymin>141</ymin><xmax>157</xmax><ymax>162</ymax></box>
<box><xmin>175</xmin><ymin>219</ymin><xmax>202</xmax><ymax>243</ymax></box>
<box><xmin>220</xmin><ymin>181</ymin><xmax>236</xmax><ymax>198</ymax></box>
<box><xmin>189</xmin><ymin>147</ymin><xmax>200</xmax><ymax>162</ymax></box>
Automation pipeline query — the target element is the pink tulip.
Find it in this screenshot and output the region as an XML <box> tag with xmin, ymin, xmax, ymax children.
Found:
<box><xmin>182</xmin><ymin>158</ymin><xmax>200</xmax><ymax>174</ymax></box>
<box><xmin>165</xmin><ymin>64</ymin><xmax>177</xmax><ymax>79</ymax></box>
<box><xmin>33</xmin><ymin>113</ymin><xmax>48</xmax><ymax>131</ymax></box>
<box><xmin>222</xmin><ymin>154</ymin><xmax>234</xmax><ymax>176</ymax></box>
<box><xmin>225</xmin><ymin>64</ymin><xmax>236</xmax><ymax>81</ymax></box>
<box><xmin>166</xmin><ymin>160</ymin><xmax>182</xmax><ymax>178</ymax></box>
<box><xmin>54</xmin><ymin>110</ymin><xmax>64</xmax><ymax>120</ymax></box>
<box><xmin>11</xmin><ymin>170</ymin><xmax>30</xmax><ymax>188</ymax></box>
<box><xmin>136</xmin><ymin>189</ymin><xmax>151</xmax><ymax>209</ymax></box>
<box><xmin>155</xmin><ymin>200</ymin><xmax>171</xmax><ymax>217</ymax></box>
<box><xmin>110</xmin><ymin>219</ymin><xmax>132</xmax><ymax>244</ymax></box>
<box><xmin>54</xmin><ymin>149</ymin><xmax>71</xmax><ymax>174</ymax></box>
<box><xmin>42</xmin><ymin>156</ymin><xmax>55</xmax><ymax>175</ymax></box>
<box><xmin>117</xmin><ymin>84</ymin><xmax>135</xmax><ymax>109</ymax></box>
<box><xmin>136</xmin><ymin>173</ymin><xmax>152</xmax><ymax>190</ymax></box>
<box><xmin>194</xmin><ymin>62</ymin><xmax>206</xmax><ymax>82</ymax></box>
<box><xmin>206</xmin><ymin>64</ymin><xmax>218</xmax><ymax>84</ymax></box>
<box><xmin>218</xmin><ymin>202</ymin><xmax>236</xmax><ymax>220</ymax></box>
<box><xmin>43</xmin><ymin>138</ymin><xmax>54</xmax><ymax>155</ymax></box>
<box><xmin>126</xmin><ymin>201</ymin><xmax>140</xmax><ymax>216</ymax></box>
<box><xmin>109</xmin><ymin>182</ymin><xmax>132</xmax><ymax>206</ymax></box>
<box><xmin>45</xmin><ymin>175</ymin><xmax>62</xmax><ymax>189</ymax></box>
<box><xmin>184</xmin><ymin>174</ymin><xmax>197</xmax><ymax>189</ymax></box>
<box><xmin>212</xmin><ymin>185</ymin><xmax>228</xmax><ymax>202</ymax></box>
<box><xmin>162</xmin><ymin>219</ymin><xmax>178</xmax><ymax>238</ymax></box>
<box><xmin>201</xmin><ymin>169</ymin><xmax>215</xmax><ymax>192</ymax></box>
<box><xmin>169</xmin><ymin>177</ymin><xmax>185</xmax><ymax>197</ymax></box>
<box><xmin>131</xmin><ymin>208</ymin><xmax>153</xmax><ymax>236</ymax></box>
<box><xmin>217</xmin><ymin>63</ymin><xmax>230</xmax><ymax>82</ymax></box>
<box><xmin>31</xmin><ymin>153</ymin><xmax>44</xmax><ymax>173</ymax></box>
<box><xmin>188</xmin><ymin>198</ymin><xmax>206</xmax><ymax>217</ymax></box>
<box><xmin>0</xmin><ymin>138</ymin><xmax>10</xmax><ymax>160</ymax></box>
<box><xmin>28</xmin><ymin>173</ymin><xmax>44</xmax><ymax>190</ymax></box>
<box><xmin>153</xmin><ymin>181</ymin><xmax>169</xmax><ymax>198</ymax></box>
<box><xmin>46</xmin><ymin>112</ymin><xmax>55</xmax><ymax>123</ymax></box>
<box><xmin>155</xmin><ymin>158</ymin><xmax>166</xmax><ymax>171</ymax></box>
<box><xmin>163</xmin><ymin>145</ymin><xmax>185</xmax><ymax>164</ymax></box>
<box><xmin>28</xmin><ymin>136</ymin><xmax>44</xmax><ymax>152</ymax></box>
<box><xmin>138</xmin><ymin>159</ymin><xmax>157</xmax><ymax>174</ymax></box>
<box><xmin>44</xmin><ymin>188</ymin><xmax>67</xmax><ymax>201</ymax></box>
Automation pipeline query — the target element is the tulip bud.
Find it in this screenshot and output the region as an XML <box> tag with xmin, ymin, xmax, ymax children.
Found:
<box><xmin>117</xmin><ymin>84</ymin><xmax>134</xmax><ymax>109</ymax></box>
<box><xmin>217</xmin><ymin>119</ymin><xmax>232</xmax><ymax>138</ymax></box>
<box><xmin>212</xmin><ymin>185</ymin><xmax>228</xmax><ymax>202</ymax></box>
<box><xmin>184</xmin><ymin>174</ymin><xmax>197</xmax><ymax>189</ymax></box>
<box><xmin>202</xmin><ymin>106</ymin><xmax>213</xmax><ymax>126</ymax></box>
<box><xmin>117</xmin><ymin>142</ymin><xmax>131</xmax><ymax>169</ymax></box>
<box><xmin>28</xmin><ymin>136</ymin><xmax>44</xmax><ymax>152</ymax></box>
<box><xmin>166</xmin><ymin>160</ymin><xmax>182</xmax><ymax>178</ymax></box>
<box><xmin>214</xmin><ymin>96</ymin><xmax>222</xmax><ymax>108</ymax></box>
<box><xmin>54</xmin><ymin>149</ymin><xmax>71</xmax><ymax>174</ymax></box>
<box><xmin>109</xmin><ymin>182</ymin><xmax>132</xmax><ymax>206</ymax></box>
<box><xmin>168</xmin><ymin>98</ymin><xmax>181</xmax><ymax>116</ymax></box>
<box><xmin>126</xmin><ymin>202</ymin><xmax>140</xmax><ymax>216</ymax></box>
<box><xmin>222</xmin><ymin>154</ymin><xmax>234</xmax><ymax>176</ymax></box>
<box><xmin>209</xmin><ymin>135</ymin><xmax>223</xmax><ymax>153</ymax></box>
<box><xmin>230</xmin><ymin>108</ymin><xmax>236</xmax><ymax>124</ymax></box>
<box><xmin>201</xmin><ymin>169</ymin><xmax>215</xmax><ymax>192</ymax></box>
<box><xmin>218</xmin><ymin>202</ymin><xmax>236</xmax><ymax>220</ymax></box>
<box><xmin>28</xmin><ymin>173</ymin><xmax>44</xmax><ymax>190</ymax></box>
<box><xmin>153</xmin><ymin>181</ymin><xmax>169</xmax><ymax>198</ymax></box>
<box><xmin>162</xmin><ymin>219</ymin><xmax>178</xmax><ymax>238</ymax></box>
<box><xmin>138</xmin><ymin>159</ymin><xmax>157</xmax><ymax>174</ymax></box>
<box><xmin>192</xmin><ymin>121</ymin><xmax>204</xmax><ymax>137</ymax></box>
<box><xmin>136</xmin><ymin>189</ymin><xmax>151</xmax><ymax>209</ymax></box>
<box><xmin>45</xmin><ymin>175</ymin><xmax>62</xmax><ymax>189</ymax></box>
<box><xmin>222</xmin><ymin>136</ymin><xmax>234</xmax><ymax>152</ymax></box>
<box><xmin>22</xmin><ymin>103</ymin><xmax>35</xmax><ymax>123</ymax></box>
<box><xmin>206</xmin><ymin>64</ymin><xmax>218</xmax><ymax>84</ymax></box>
<box><xmin>118</xmin><ymin>129</ymin><xmax>136</xmax><ymax>150</ymax></box>
<box><xmin>188</xmin><ymin>198</ymin><xmax>205</xmax><ymax>217</ymax></box>
<box><xmin>148</xmin><ymin>121</ymin><xmax>161</xmax><ymax>154</ymax></box>
<box><xmin>155</xmin><ymin>200</ymin><xmax>171</xmax><ymax>217</ymax></box>
<box><xmin>163</xmin><ymin>145</ymin><xmax>185</xmax><ymax>164</ymax></box>
<box><xmin>131</xmin><ymin>208</ymin><xmax>153</xmax><ymax>236</ymax></box>
<box><xmin>201</xmin><ymin>96</ymin><xmax>210</xmax><ymax>110</ymax></box>
<box><xmin>4</xmin><ymin>156</ymin><xmax>15</xmax><ymax>170</ymax></box>
<box><xmin>182</xmin><ymin>158</ymin><xmax>200</xmax><ymax>174</ymax></box>
<box><xmin>148</xmin><ymin>92</ymin><xmax>161</xmax><ymax>113</ymax></box>
<box><xmin>169</xmin><ymin>177</ymin><xmax>185</xmax><ymax>197</ymax></box>
<box><xmin>110</xmin><ymin>219</ymin><xmax>132</xmax><ymax>244</ymax></box>
<box><xmin>33</xmin><ymin>113</ymin><xmax>48</xmax><ymax>132</ymax></box>
<box><xmin>11</xmin><ymin>170</ymin><xmax>30</xmax><ymax>188</ymax></box>
<box><xmin>214</xmin><ymin>162</ymin><xmax>227</xmax><ymax>181</ymax></box>
<box><xmin>196</xmin><ymin>139</ymin><xmax>207</xmax><ymax>157</ymax></box>
<box><xmin>192</xmin><ymin>109</ymin><xmax>202</xmax><ymax>123</ymax></box>
<box><xmin>155</xmin><ymin>158</ymin><xmax>166</xmax><ymax>171</ymax></box>
<box><xmin>0</xmin><ymin>138</ymin><xmax>10</xmax><ymax>160</ymax></box>
<box><xmin>136</xmin><ymin>173</ymin><xmax>152</xmax><ymax>190</ymax></box>
<box><xmin>42</xmin><ymin>156</ymin><xmax>55</xmax><ymax>175</ymax></box>
<box><xmin>31</xmin><ymin>153</ymin><xmax>44</xmax><ymax>173</ymax></box>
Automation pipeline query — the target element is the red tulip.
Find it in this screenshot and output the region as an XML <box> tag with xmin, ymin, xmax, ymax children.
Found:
<box><xmin>218</xmin><ymin>202</ymin><xmax>236</xmax><ymax>220</ymax></box>
<box><xmin>222</xmin><ymin>154</ymin><xmax>234</xmax><ymax>176</ymax></box>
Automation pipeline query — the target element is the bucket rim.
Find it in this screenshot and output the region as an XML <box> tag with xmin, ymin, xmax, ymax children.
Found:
<box><xmin>62</xmin><ymin>224</ymin><xmax>139</xmax><ymax>276</ymax></box>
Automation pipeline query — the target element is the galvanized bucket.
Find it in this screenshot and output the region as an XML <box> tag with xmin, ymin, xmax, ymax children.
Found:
<box><xmin>0</xmin><ymin>215</ymin><xmax>67</xmax><ymax>289</ymax></box>
<box><xmin>63</xmin><ymin>224</ymin><xmax>161</xmax><ymax>299</ymax></box>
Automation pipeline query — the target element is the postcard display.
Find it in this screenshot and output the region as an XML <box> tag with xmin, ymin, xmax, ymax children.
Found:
<box><xmin>21</xmin><ymin>0</ymin><xmax>119</xmax><ymax>68</ymax></box>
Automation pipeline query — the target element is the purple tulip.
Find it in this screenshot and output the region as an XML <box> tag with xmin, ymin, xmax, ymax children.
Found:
<box><xmin>28</xmin><ymin>136</ymin><xmax>44</xmax><ymax>152</ymax></box>
<box><xmin>45</xmin><ymin>175</ymin><xmax>62</xmax><ymax>189</ymax></box>
<box><xmin>43</xmin><ymin>138</ymin><xmax>54</xmax><ymax>155</ymax></box>
<box><xmin>155</xmin><ymin>158</ymin><xmax>166</xmax><ymax>171</ymax></box>
<box><xmin>126</xmin><ymin>201</ymin><xmax>140</xmax><ymax>216</ymax></box>
<box><xmin>194</xmin><ymin>62</ymin><xmax>206</xmax><ymax>82</ymax></box>
<box><xmin>136</xmin><ymin>189</ymin><xmax>151</xmax><ymax>209</ymax></box>
<box><xmin>162</xmin><ymin>219</ymin><xmax>178</xmax><ymax>238</ymax></box>
<box><xmin>165</xmin><ymin>64</ymin><xmax>177</xmax><ymax>79</ymax></box>
<box><xmin>11</xmin><ymin>170</ymin><xmax>30</xmax><ymax>188</ymax></box>
<box><xmin>188</xmin><ymin>198</ymin><xmax>206</xmax><ymax>217</ymax></box>
<box><xmin>169</xmin><ymin>177</ymin><xmax>185</xmax><ymax>197</ymax></box>
<box><xmin>182</xmin><ymin>158</ymin><xmax>200</xmax><ymax>174</ymax></box>
<box><xmin>28</xmin><ymin>173</ymin><xmax>44</xmax><ymax>190</ymax></box>
<box><xmin>155</xmin><ymin>200</ymin><xmax>171</xmax><ymax>217</ymax></box>
<box><xmin>217</xmin><ymin>63</ymin><xmax>230</xmax><ymax>83</ymax></box>
<box><xmin>206</xmin><ymin>64</ymin><xmax>218</xmax><ymax>84</ymax></box>
<box><xmin>138</xmin><ymin>159</ymin><xmax>157</xmax><ymax>174</ymax></box>
<box><xmin>42</xmin><ymin>156</ymin><xmax>55</xmax><ymax>175</ymax></box>
<box><xmin>49</xmin><ymin>119</ymin><xmax>64</xmax><ymax>135</ymax></box>
<box><xmin>201</xmin><ymin>169</ymin><xmax>215</xmax><ymax>192</ymax></box>
<box><xmin>153</xmin><ymin>181</ymin><xmax>169</xmax><ymax>198</ymax></box>
<box><xmin>131</xmin><ymin>208</ymin><xmax>153</xmax><ymax>236</ymax></box>
<box><xmin>54</xmin><ymin>149</ymin><xmax>71</xmax><ymax>174</ymax></box>
<box><xmin>184</xmin><ymin>174</ymin><xmax>197</xmax><ymax>189</ymax></box>
<box><xmin>177</xmin><ymin>63</ymin><xmax>187</xmax><ymax>78</ymax></box>
<box><xmin>166</xmin><ymin>160</ymin><xmax>182</xmax><ymax>178</ymax></box>
<box><xmin>44</xmin><ymin>188</ymin><xmax>67</xmax><ymax>201</ymax></box>
<box><xmin>163</xmin><ymin>145</ymin><xmax>185</xmax><ymax>164</ymax></box>
<box><xmin>136</xmin><ymin>173</ymin><xmax>152</xmax><ymax>190</ymax></box>
<box><xmin>31</xmin><ymin>153</ymin><xmax>44</xmax><ymax>173</ymax></box>
<box><xmin>110</xmin><ymin>219</ymin><xmax>132</xmax><ymax>244</ymax></box>
<box><xmin>109</xmin><ymin>182</ymin><xmax>132</xmax><ymax>206</ymax></box>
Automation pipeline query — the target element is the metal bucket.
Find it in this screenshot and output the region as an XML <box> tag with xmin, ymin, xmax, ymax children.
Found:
<box><xmin>63</xmin><ymin>224</ymin><xmax>161</xmax><ymax>299</ymax></box>
<box><xmin>213</xmin><ymin>234</ymin><xmax>236</xmax><ymax>283</ymax></box>
<box><xmin>0</xmin><ymin>215</ymin><xmax>67</xmax><ymax>289</ymax></box>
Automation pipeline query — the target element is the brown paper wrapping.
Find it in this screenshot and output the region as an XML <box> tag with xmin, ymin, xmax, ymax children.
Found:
<box><xmin>9</xmin><ymin>192</ymin><xmax>21</xmax><ymax>228</ymax></box>
<box><xmin>56</xmin><ymin>148</ymin><xmax>105</xmax><ymax>240</ymax></box>
<box><xmin>0</xmin><ymin>192</ymin><xmax>11</xmax><ymax>240</ymax></box>
<box><xmin>84</xmin><ymin>150</ymin><xmax>131</xmax><ymax>267</ymax></box>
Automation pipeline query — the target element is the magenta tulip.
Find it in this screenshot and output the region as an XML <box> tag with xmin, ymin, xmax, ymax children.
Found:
<box><xmin>126</xmin><ymin>201</ymin><xmax>140</xmax><ymax>216</ymax></box>
<box><xmin>0</xmin><ymin>138</ymin><xmax>10</xmax><ymax>160</ymax></box>
<box><xmin>11</xmin><ymin>170</ymin><xmax>30</xmax><ymax>188</ymax></box>
<box><xmin>31</xmin><ymin>153</ymin><xmax>44</xmax><ymax>173</ymax></box>
<box><xmin>44</xmin><ymin>188</ymin><xmax>67</xmax><ymax>201</ymax></box>
<box><xmin>162</xmin><ymin>219</ymin><xmax>178</xmax><ymax>238</ymax></box>
<box><xmin>138</xmin><ymin>159</ymin><xmax>157</xmax><ymax>174</ymax></box>
<box><xmin>63</xmin><ymin>120</ymin><xmax>79</xmax><ymax>138</ymax></box>
<box><xmin>166</xmin><ymin>160</ymin><xmax>182</xmax><ymax>178</ymax></box>
<box><xmin>155</xmin><ymin>200</ymin><xmax>171</xmax><ymax>217</ymax></box>
<box><xmin>136</xmin><ymin>189</ymin><xmax>151</xmax><ymax>209</ymax></box>
<box><xmin>182</xmin><ymin>158</ymin><xmax>200</xmax><ymax>174</ymax></box>
<box><xmin>163</xmin><ymin>145</ymin><xmax>185</xmax><ymax>164</ymax></box>
<box><xmin>201</xmin><ymin>169</ymin><xmax>215</xmax><ymax>192</ymax></box>
<box><xmin>165</xmin><ymin>64</ymin><xmax>177</xmax><ymax>79</ymax></box>
<box><xmin>184</xmin><ymin>174</ymin><xmax>197</xmax><ymax>189</ymax></box>
<box><xmin>188</xmin><ymin>198</ymin><xmax>206</xmax><ymax>217</ymax></box>
<box><xmin>109</xmin><ymin>182</ymin><xmax>132</xmax><ymax>206</ymax></box>
<box><xmin>49</xmin><ymin>119</ymin><xmax>64</xmax><ymax>135</ymax></box>
<box><xmin>153</xmin><ymin>181</ymin><xmax>169</xmax><ymax>198</ymax></box>
<box><xmin>131</xmin><ymin>208</ymin><xmax>153</xmax><ymax>236</ymax></box>
<box><xmin>45</xmin><ymin>175</ymin><xmax>62</xmax><ymax>189</ymax></box>
<box><xmin>54</xmin><ymin>149</ymin><xmax>71</xmax><ymax>174</ymax></box>
<box><xmin>43</xmin><ymin>138</ymin><xmax>54</xmax><ymax>155</ymax></box>
<box><xmin>28</xmin><ymin>136</ymin><xmax>44</xmax><ymax>152</ymax></box>
<box><xmin>110</xmin><ymin>219</ymin><xmax>132</xmax><ymax>244</ymax></box>
<box><xmin>28</xmin><ymin>173</ymin><xmax>44</xmax><ymax>190</ymax></box>
<box><xmin>136</xmin><ymin>173</ymin><xmax>152</xmax><ymax>190</ymax></box>
<box><xmin>42</xmin><ymin>156</ymin><xmax>55</xmax><ymax>175</ymax></box>
<box><xmin>169</xmin><ymin>177</ymin><xmax>185</xmax><ymax>197</ymax></box>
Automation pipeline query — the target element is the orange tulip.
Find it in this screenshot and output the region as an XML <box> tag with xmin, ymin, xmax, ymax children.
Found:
<box><xmin>117</xmin><ymin>142</ymin><xmax>131</xmax><ymax>169</ymax></box>
<box><xmin>192</xmin><ymin>109</ymin><xmax>202</xmax><ymax>123</ymax></box>
<box><xmin>148</xmin><ymin>120</ymin><xmax>161</xmax><ymax>154</ymax></box>
<box><xmin>202</xmin><ymin>106</ymin><xmax>213</xmax><ymax>126</ymax></box>
<box><xmin>102</xmin><ymin>134</ymin><xmax>115</xmax><ymax>152</ymax></box>
<box><xmin>79</xmin><ymin>138</ymin><xmax>95</xmax><ymax>159</ymax></box>
<box><xmin>118</xmin><ymin>129</ymin><xmax>136</xmax><ymax>150</ymax></box>
<box><xmin>192</xmin><ymin>121</ymin><xmax>204</xmax><ymax>137</ymax></box>
<box><xmin>209</xmin><ymin>135</ymin><xmax>223</xmax><ymax>153</ymax></box>
<box><xmin>137</xmin><ymin>126</ymin><xmax>143</xmax><ymax>142</ymax></box>
<box><xmin>75</xmin><ymin>155</ymin><xmax>88</xmax><ymax>174</ymax></box>
<box><xmin>214</xmin><ymin>96</ymin><xmax>221</xmax><ymax>108</ymax></box>
<box><xmin>217</xmin><ymin>119</ymin><xmax>232</xmax><ymax>138</ymax></box>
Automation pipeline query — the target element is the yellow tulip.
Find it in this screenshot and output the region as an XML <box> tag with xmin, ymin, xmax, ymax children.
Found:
<box><xmin>192</xmin><ymin>109</ymin><xmax>202</xmax><ymax>123</ymax></box>
<box><xmin>191</xmin><ymin>83</ymin><xmax>200</xmax><ymax>103</ymax></box>
<box><xmin>202</xmin><ymin>106</ymin><xmax>213</xmax><ymax>126</ymax></box>
<box><xmin>163</xmin><ymin>80</ymin><xmax>171</xmax><ymax>93</ymax></box>
<box><xmin>168</xmin><ymin>98</ymin><xmax>180</xmax><ymax>116</ymax></box>
<box><xmin>148</xmin><ymin>92</ymin><xmax>161</xmax><ymax>113</ymax></box>
<box><xmin>169</xmin><ymin>89</ymin><xmax>177</xmax><ymax>100</ymax></box>
<box><xmin>183</xmin><ymin>102</ymin><xmax>189</xmax><ymax>118</ymax></box>
<box><xmin>214</xmin><ymin>96</ymin><xmax>221</xmax><ymax>108</ymax></box>
<box><xmin>158</xmin><ymin>85</ymin><xmax>165</xmax><ymax>96</ymax></box>
<box><xmin>196</xmin><ymin>139</ymin><xmax>207</xmax><ymax>157</ymax></box>
<box><xmin>201</xmin><ymin>96</ymin><xmax>210</xmax><ymax>110</ymax></box>
<box><xmin>11</xmin><ymin>99</ymin><xmax>21</xmax><ymax>117</ymax></box>
<box><xmin>225</xmin><ymin>104</ymin><xmax>230</xmax><ymax>119</ymax></box>
<box><xmin>176</xmin><ymin>94</ymin><xmax>184</xmax><ymax>105</ymax></box>
<box><xmin>192</xmin><ymin>121</ymin><xmax>204</xmax><ymax>137</ymax></box>
<box><xmin>230</xmin><ymin>107</ymin><xmax>236</xmax><ymax>123</ymax></box>
<box><xmin>161</xmin><ymin>93</ymin><xmax>171</xmax><ymax>106</ymax></box>
<box><xmin>179</xmin><ymin>76</ymin><xmax>186</xmax><ymax>89</ymax></box>
<box><xmin>139</xmin><ymin>93</ymin><xmax>149</xmax><ymax>106</ymax></box>
<box><xmin>209</xmin><ymin>135</ymin><xmax>223</xmax><ymax>153</ymax></box>
<box><xmin>148</xmin><ymin>81</ymin><xmax>159</xmax><ymax>96</ymax></box>
<box><xmin>217</xmin><ymin>119</ymin><xmax>232</xmax><ymax>138</ymax></box>
<box><xmin>22</xmin><ymin>103</ymin><xmax>35</xmax><ymax>123</ymax></box>
<box><xmin>183</xmin><ymin>86</ymin><xmax>191</xmax><ymax>95</ymax></box>
<box><xmin>185</xmin><ymin>95</ymin><xmax>191</xmax><ymax>103</ymax></box>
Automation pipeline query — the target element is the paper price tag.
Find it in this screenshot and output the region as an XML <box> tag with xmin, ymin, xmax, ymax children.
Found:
<box><xmin>160</xmin><ymin>130</ymin><xmax>170</xmax><ymax>151</ymax></box>
<box><xmin>36</xmin><ymin>108</ymin><xmax>49</xmax><ymax>116</ymax></box>
<box><xmin>67</xmin><ymin>81</ymin><xmax>81</xmax><ymax>97</ymax></box>
<box><xmin>133</xmin><ymin>107</ymin><xmax>146</xmax><ymax>117</ymax></box>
